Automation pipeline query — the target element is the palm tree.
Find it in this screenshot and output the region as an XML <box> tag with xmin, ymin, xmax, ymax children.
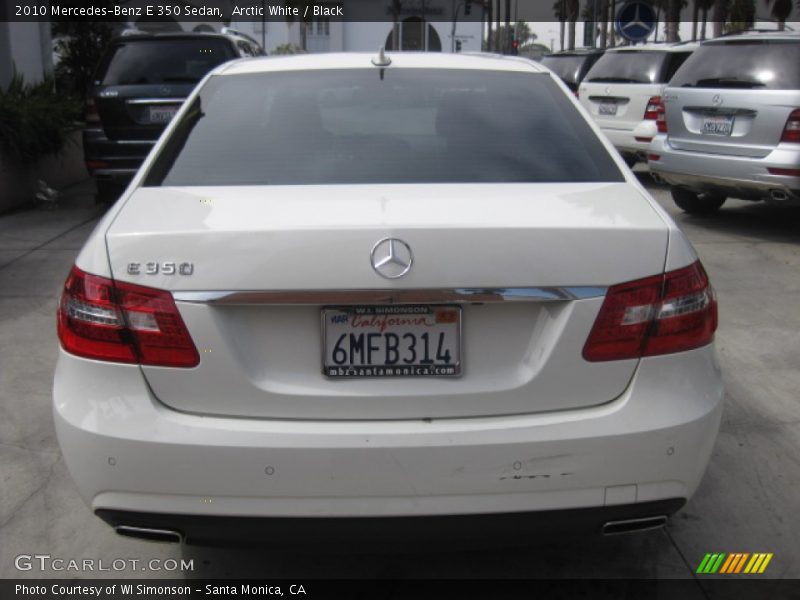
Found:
<box><xmin>599</xmin><ymin>0</ymin><xmax>609</xmax><ymax>48</ymax></box>
<box><xmin>664</xmin><ymin>0</ymin><xmax>686</xmax><ymax>42</ymax></box>
<box><xmin>764</xmin><ymin>0</ymin><xmax>793</xmax><ymax>30</ymax></box>
<box><xmin>725</xmin><ymin>0</ymin><xmax>756</xmax><ymax>33</ymax></box>
<box><xmin>712</xmin><ymin>0</ymin><xmax>729</xmax><ymax>37</ymax></box>
<box><xmin>607</xmin><ymin>0</ymin><xmax>617</xmax><ymax>47</ymax></box>
<box><xmin>553</xmin><ymin>0</ymin><xmax>566</xmax><ymax>51</ymax></box>
<box><xmin>390</xmin><ymin>0</ymin><xmax>402</xmax><ymax>50</ymax></box>
<box><xmin>691</xmin><ymin>0</ymin><xmax>716</xmax><ymax>40</ymax></box>
<box><xmin>566</xmin><ymin>0</ymin><xmax>579</xmax><ymax>50</ymax></box>
<box><xmin>698</xmin><ymin>0</ymin><xmax>715</xmax><ymax>39</ymax></box>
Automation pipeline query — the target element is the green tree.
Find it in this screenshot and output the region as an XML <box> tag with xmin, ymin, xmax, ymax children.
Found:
<box><xmin>51</xmin><ymin>21</ymin><xmax>117</xmax><ymax>98</ymax></box>
<box><xmin>724</xmin><ymin>0</ymin><xmax>755</xmax><ymax>33</ymax></box>
<box><xmin>495</xmin><ymin>22</ymin><xmax>536</xmax><ymax>53</ymax></box>
<box><xmin>0</xmin><ymin>73</ymin><xmax>80</xmax><ymax>164</ymax></box>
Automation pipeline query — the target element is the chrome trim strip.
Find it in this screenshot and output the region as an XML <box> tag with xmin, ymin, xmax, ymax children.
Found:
<box><xmin>93</xmin><ymin>168</ymin><xmax>138</xmax><ymax>175</ymax></box>
<box><xmin>173</xmin><ymin>287</ymin><xmax>606</xmax><ymax>305</ymax></box>
<box><xmin>114</xmin><ymin>139</ymin><xmax>157</xmax><ymax>145</ymax></box>
<box><xmin>126</xmin><ymin>98</ymin><xmax>186</xmax><ymax>104</ymax></box>
<box><xmin>115</xmin><ymin>525</ymin><xmax>183</xmax><ymax>543</ymax></box>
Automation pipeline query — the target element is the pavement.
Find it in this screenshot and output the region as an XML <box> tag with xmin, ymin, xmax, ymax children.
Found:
<box><xmin>0</xmin><ymin>174</ymin><xmax>798</xmax><ymax>587</ymax></box>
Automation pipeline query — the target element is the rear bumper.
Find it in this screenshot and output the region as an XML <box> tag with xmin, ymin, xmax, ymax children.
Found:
<box><xmin>54</xmin><ymin>345</ymin><xmax>723</xmax><ymax>525</ymax></box>
<box><xmin>82</xmin><ymin>127</ymin><xmax>154</xmax><ymax>187</ymax></box>
<box><xmin>97</xmin><ymin>499</ymin><xmax>685</xmax><ymax>546</ymax></box>
<box><xmin>599</xmin><ymin>122</ymin><xmax>658</xmax><ymax>157</ymax></box>
<box><xmin>649</xmin><ymin>135</ymin><xmax>800</xmax><ymax>203</ymax></box>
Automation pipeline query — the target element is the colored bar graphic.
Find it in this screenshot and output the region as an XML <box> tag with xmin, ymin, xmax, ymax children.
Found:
<box><xmin>711</xmin><ymin>553</ymin><xmax>726</xmax><ymax>573</ymax></box>
<box><xmin>719</xmin><ymin>554</ymin><xmax>736</xmax><ymax>574</ymax></box>
<box><xmin>698</xmin><ymin>552</ymin><xmax>773</xmax><ymax>575</ymax></box>
<box><xmin>696</xmin><ymin>554</ymin><xmax>712</xmax><ymax>573</ymax></box>
<box><xmin>744</xmin><ymin>554</ymin><xmax>760</xmax><ymax>574</ymax></box>
<box><xmin>759</xmin><ymin>553</ymin><xmax>773</xmax><ymax>574</ymax></box>
<box><xmin>734</xmin><ymin>553</ymin><xmax>750</xmax><ymax>573</ymax></box>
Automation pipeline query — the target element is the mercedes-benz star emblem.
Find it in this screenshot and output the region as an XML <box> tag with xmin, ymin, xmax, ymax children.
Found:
<box><xmin>370</xmin><ymin>238</ymin><xmax>413</xmax><ymax>279</ymax></box>
<box><xmin>712</xmin><ymin>94</ymin><xmax>723</xmax><ymax>106</ymax></box>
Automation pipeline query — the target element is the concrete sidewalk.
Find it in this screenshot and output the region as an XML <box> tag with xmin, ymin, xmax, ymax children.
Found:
<box><xmin>0</xmin><ymin>179</ymin><xmax>103</xmax><ymax>276</ymax></box>
<box><xmin>0</xmin><ymin>180</ymin><xmax>168</xmax><ymax>579</ymax></box>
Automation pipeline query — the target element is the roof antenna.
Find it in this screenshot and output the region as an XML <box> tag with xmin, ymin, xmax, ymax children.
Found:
<box><xmin>371</xmin><ymin>46</ymin><xmax>391</xmax><ymax>67</ymax></box>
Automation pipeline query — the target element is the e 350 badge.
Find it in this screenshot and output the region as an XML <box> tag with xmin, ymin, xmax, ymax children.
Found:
<box><xmin>127</xmin><ymin>262</ymin><xmax>194</xmax><ymax>276</ymax></box>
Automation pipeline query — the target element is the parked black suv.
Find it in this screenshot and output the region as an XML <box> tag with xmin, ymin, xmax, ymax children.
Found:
<box><xmin>540</xmin><ymin>49</ymin><xmax>605</xmax><ymax>94</ymax></box>
<box><xmin>84</xmin><ymin>29</ymin><xmax>262</xmax><ymax>203</ymax></box>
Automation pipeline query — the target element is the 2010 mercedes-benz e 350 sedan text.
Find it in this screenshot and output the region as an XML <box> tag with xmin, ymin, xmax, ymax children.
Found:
<box><xmin>54</xmin><ymin>52</ymin><xmax>723</xmax><ymax>545</ymax></box>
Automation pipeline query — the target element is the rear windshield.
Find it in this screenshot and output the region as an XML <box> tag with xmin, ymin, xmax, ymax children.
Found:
<box><xmin>540</xmin><ymin>55</ymin><xmax>593</xmax><ymax>86</ymax></box>
<box><xmin>145</xmin><ymin>69</ymin><xmax>623</xmax><ymax>186</ymax></box>
<box><xmin>96</xmin><ymin>38</ymin><xmax>235</xmax><ymax>86</ymax></box>
<box><xmin>585</xmin><ymin>51</ymin><xmax>668</xmax><ymax>84</ymax></box>
<box><xmin>669</xmin><ymin>40</ymin><xmax>800</xmax><ymax>90</ymax></box>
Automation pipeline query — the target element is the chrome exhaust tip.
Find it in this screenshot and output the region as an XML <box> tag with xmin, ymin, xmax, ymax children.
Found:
<box><xmin>769</xmin><ymin>189</ymin><xmax>789</xmax><ymax>202</ymax></box>
<box><xmin>602</xmin><ymin>515</ymin><xmax>667</xmax><ymax>536</ymax></box>
<box><xmin>115</xmin><ymin>525</ymin><xmax>183</xmax><ymax>544</ymax></box>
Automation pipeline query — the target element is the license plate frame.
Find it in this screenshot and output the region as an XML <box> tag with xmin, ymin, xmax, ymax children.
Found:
<box><xmin>702</xmin><ymin>114</ymin><xmax>734</xmax><ymax>136</ymax></box>
<box><xmin>598</xmin><ymin>102</ymin><xmax>618</xmax><ymax>116</ymax></box>
<box><xmin>321</xmin><ymin>305</ymin><xmax>462</xmax><ymax>378</ymax></box>
<box><xmin>148</xmin><ymin>105</ymin><xmax>180</xmax><ymax>125</ymax></box>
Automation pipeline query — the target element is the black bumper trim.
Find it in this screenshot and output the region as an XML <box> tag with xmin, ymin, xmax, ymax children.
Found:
<box><xmin>96</xmin><ymin>498</ymin><xmax>686</xmax><ymax>547</ymax></box>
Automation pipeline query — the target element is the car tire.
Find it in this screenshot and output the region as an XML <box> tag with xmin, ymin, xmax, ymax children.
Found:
<box><xmin>623</xmin><ymin>154</ymin><xmax>638</xmax><ymax>168</ymax></box>
<box><xmin>670</xmin><ymin>187</ymin><xmax>726</xmax><ymax>215</ymax></box>
<box><xmin>95</xmin><ymin>180</ymin><xmax>122</xmax><ymax>205</ymax></box>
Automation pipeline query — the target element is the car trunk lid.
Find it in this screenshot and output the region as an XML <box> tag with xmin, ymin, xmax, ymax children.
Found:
<box><xmin>105</xmin><ymin>183</ymin><xmax>669</xmax><ymax>420</ymax></box>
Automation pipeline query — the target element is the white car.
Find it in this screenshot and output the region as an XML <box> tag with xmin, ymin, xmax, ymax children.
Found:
<box><xmin>579</xmin><ymin>43</ymin><xmax>698</xmax><ymax>166</ymax></box>
<box><xmin>54</xmin><ymin>52</ymin><xmax>723</xmax><ymax>545</ymax></box>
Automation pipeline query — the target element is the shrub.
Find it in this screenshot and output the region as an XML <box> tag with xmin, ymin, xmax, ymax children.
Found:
<box><xmin>271</xmin><ymin>43</ymin><xmax>306</xmax><ymax>55</ymax></box>
<box><xmin>0</xmin><ymin>73</ymin><xmax>81</xmax><ymax>165</ymax></box>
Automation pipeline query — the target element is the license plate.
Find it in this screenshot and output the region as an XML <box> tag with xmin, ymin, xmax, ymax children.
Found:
<box><xmin>702</xmin><ymin>115</ymin><xmax>734</xmax><ymax>136</ymax></box>
<box><xmin>599</xmin><ymin>102</ymin><xmax>618</xmax><ymax>116</ymax></box>
<box><xmin>322</xmin><ymin>305</ymin><xmax>461</xmax><ymax>378</ymax></box>
<box><xmin>148</xmin><ymin>105</ymin><xmax>179</xmax><ymax>124</ymax></box>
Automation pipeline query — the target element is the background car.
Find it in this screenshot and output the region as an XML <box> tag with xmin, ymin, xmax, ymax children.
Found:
<box><xmin>648</xmin><ymin>31</ymin><xmax>800</xmax><ymax>214</ymax></box>
<box><xmin>539</xmin><ymin>48</ymin><xmax>604</xmax><ymax>95</ymax></box>
<box><xmin>579</xmin><ymin>42</ymin><xmax>697</xmax><ymax>166</ymax></box>
<box><xmin>83</xmin><ymin>28</ymin><xmax>263</xmax><ymax>204</ymax></box>
<box><xmin>55</xmin><ymin>52</ymin><xmax>722</xmax><ymax>545</ymax></box>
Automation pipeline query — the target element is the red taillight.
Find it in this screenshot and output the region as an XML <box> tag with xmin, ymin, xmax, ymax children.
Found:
<box><xmin>583</xmin><ymin>261</ymin><xmax>717</xmax><ymax>362</ymax></box>
<box><xmin>85</xmin><ymin>99</ymin><xmax>100</xmax><ymax>124</ymax></box>
<box><xmin>767</xmin><ymin>167</ymin><xmax>800</xmax><ymax>177</ymax></box>
<box><xmin>85</xmin><ymin>159</ymin><xmax>109</xmax><ymax>171</ymax></box>
<box><xmin>780</xmin><ymin>109</ymin><xmax>800</xmax><ymax>143</ymax></box>
<box><xmin>58</xmin><ymin>266</ymin><xmax>199</xmax><ymax>368</ymax></box>
<box><xmin>644</xmin><ymin>96</ymin><xmax>668</xmax><ymax>133</ymax></box>
<box><xmin>647</xmin><ymin>153</ymin><xmax>661</xmax><ymax>162</ymax></box>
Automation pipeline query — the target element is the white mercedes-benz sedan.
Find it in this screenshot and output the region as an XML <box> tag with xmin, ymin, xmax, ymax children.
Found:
<box><xmin>54</xmin><ymin>52</ymin><xmax>723</xmax><ymax>545</ymax></box>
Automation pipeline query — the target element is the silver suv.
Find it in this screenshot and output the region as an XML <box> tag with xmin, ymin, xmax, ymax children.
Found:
<box><xmin>649</xmin><ymin>31</ymin><xmax>800</xmax><ymax>213</ymax></box>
